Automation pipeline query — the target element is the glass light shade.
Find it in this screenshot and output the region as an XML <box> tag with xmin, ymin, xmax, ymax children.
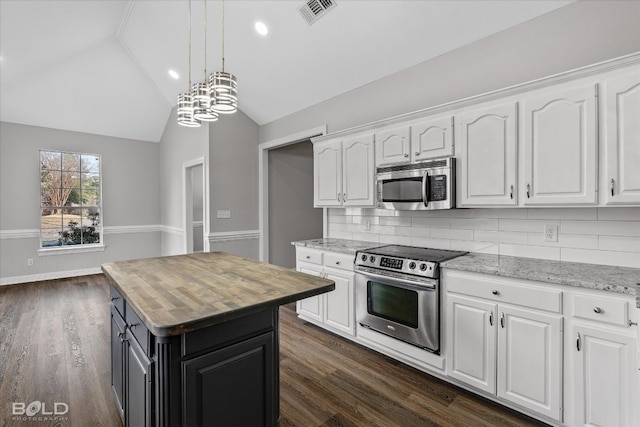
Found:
<box><xmin>208</xmin><ymin>71</ymin><xmax>238</xmax><ymax>114</ymax></box>
<box><xmin>177</xmin><ymin>92</ymin><xmax>201</xmax><ymax>127</ymax></box>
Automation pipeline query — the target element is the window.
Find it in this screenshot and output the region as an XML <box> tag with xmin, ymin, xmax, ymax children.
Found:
<box><xmin>40</xmin><ymin>150</ymin><xmax>102</xmax><ymax>249</ymax></box>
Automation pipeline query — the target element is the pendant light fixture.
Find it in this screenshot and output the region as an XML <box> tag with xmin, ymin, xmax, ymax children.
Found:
<box><xmin>177</xmin><ymin>0</ymin><xmax>200</xmax><ymax>127</ymax></box>
<box><xmin>193</xmin><ymin>0</ymin><xmax>218</xmax><ymax>122</ymax></box>
<box><xmin>209</xmin><ymin>0</ymin><xmax>238</xmax><ymax>114</ymax></box>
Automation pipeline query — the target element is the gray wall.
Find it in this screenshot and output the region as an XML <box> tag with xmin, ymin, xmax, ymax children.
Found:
<box><xmin>260</xmin><ymin>0</ymin><xmax>640</xmax><ymax>142</ymax></box>
<box><xmin>268</xmin><ymin>141</ymin><xmax>323</xmax><ymax>269</ymax></box>
<box><xmin>158</xmin><ymin>106</ymin><xmax>209</xmax><ymax>255</ymax></box>
<box><xmin>209</xmin><ymin>110</ymin><xmax>260</xmax><ymax>233</ymax></box>
<box><xmin>0</xmin><ymin>121</ymin><xmax>161</xmax><ymax>283</ymax></box>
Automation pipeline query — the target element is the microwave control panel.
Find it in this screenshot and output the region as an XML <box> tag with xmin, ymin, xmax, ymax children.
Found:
<box><xmin>430</xmin><ymin>175</ymin><xmax>447</xmax><ymax>201</ymax></box>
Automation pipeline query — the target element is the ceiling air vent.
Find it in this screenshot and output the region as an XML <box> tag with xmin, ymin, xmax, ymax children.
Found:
<box><xmin>299</xmin><ymin>0</ymin><xmax>337</xmax><ymax>26</ymax></box>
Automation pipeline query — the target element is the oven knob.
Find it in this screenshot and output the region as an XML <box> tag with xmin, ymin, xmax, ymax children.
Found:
<box><xmin>420</xmin><ymin>263</ymin><xmax>428</xmax><ymax>271</ymax></box>
<box><xmin>361</xmin><ymin>254</ymin><xmax>367</xmax><ymax>262</ymax></box>
<box><xmin>369</xmin><ymin>256</ymin><xmax>376</xmax><ymax>263</ymax></box>
<box><xmin>409</xmin><ymin>262</ymin><xmax>416</xmax><ymax>270</ymax></box>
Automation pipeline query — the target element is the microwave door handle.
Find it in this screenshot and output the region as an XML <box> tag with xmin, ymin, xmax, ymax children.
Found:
<box><xmin>422</xmin><ymin>172</ymin><xmax>430</xmax><ymax>207</ymax></box>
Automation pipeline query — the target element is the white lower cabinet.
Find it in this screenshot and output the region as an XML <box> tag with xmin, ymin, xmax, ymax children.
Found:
<box><xmin>447</xmin><ymin>294</ymin><xmax>563</xmax><ymax>421</ymax></box>
<box><xmin>296</xmin><ymin>248</ymin><xmax>356</xmax><ymax>337</ymax></box>
<box><xmin>445</xmin><ymin>270</ymin><xmax>564</xmax><ymax>422</ymax></box>
<box><xmin>573</xmin><ymin>325</ymin><xmax>637</xmax><ymax>427</ymax></box>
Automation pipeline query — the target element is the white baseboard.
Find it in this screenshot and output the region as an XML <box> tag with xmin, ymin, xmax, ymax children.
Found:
<box><xmin>0</xmin><ymin>267</ymin><xmax>102</xmax><ymax>286</ymax></box>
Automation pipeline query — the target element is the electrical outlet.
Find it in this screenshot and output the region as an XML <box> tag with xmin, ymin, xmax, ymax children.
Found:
<box><xmin>544</xmin><ymin>225</ymin><xmax>558</xmax><ymax>243</ymax></box>
<box><xmin>364</xmin><ymin>219</ymin><xmax>371</xmax><ymax>231</ymax></box>
<box><xmin>217</xmin><ymin>210</ymin><xmax>231</xmax><ymax>219</ymax></box>
<box><xmin>27</xmin><ymin>258</ymin><xmax>34</xmax><ymax>266</ymax></box>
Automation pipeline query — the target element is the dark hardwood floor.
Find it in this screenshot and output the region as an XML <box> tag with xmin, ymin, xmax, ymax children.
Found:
<box><xmin>0</xmin><ymin>275</ymin><xmax>548</xmax><ymax>427</ymax></box>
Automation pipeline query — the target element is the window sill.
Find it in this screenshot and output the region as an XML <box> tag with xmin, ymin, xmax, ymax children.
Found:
<box><xmin>38</xmin><ymin>244</ymin><xmax>106</xmax><ymax>256</ymax></box>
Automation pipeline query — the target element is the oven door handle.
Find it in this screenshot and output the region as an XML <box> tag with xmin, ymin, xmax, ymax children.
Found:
<box><xmin>356</xmin><ymin>269</ymin><xmax>437</xmax><ymax>290</ymax></box>
<box><xmin>422</xmin><ymin>171</ymin><xmax>430</xmax><ymax>208</ymax></box>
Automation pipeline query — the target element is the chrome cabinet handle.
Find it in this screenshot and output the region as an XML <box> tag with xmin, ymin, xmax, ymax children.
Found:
<box><xmin>576</xmin><ymin>333</ymin><xmax>581</xmax><ymax>351</ymax></box>
<box><xmin>492</xmin><ymin>290</ymin><xmax>500</xmax><ymax>296</ymax></box>
<box><xmin>110</xmin><ymin>297</ymin><xmax>119</xmax><ymax>302</ymax></box>
<box><xmin>306</xmin><ymin>255</ymin><xmax>311</xmax><ymax>259</ymax></box>
<box><xmin>610</xmin><ymin>178</ymin><xmax>615</xmax><ymax>197</ymax></box>
<box><xmin>415</xmin><ymin>152</ymin><xmax>420</xmax><ymax>156</ymax></box>
<box><xmin>509</xmin><ymin>185</ymin><xmax>514</xmax><ymax>200</ymax></box>
<box><xmin>403</xmin><ymin>153</ymin><xmax>409</xmax><ymax>158</ymax></box>
<box><xmin>343</xmin><ymin>193</ymin><xmax>346</xmax><ymax>201</ymax></box>
<box><xmin>500</xmin><ymin>313</ymin><xmax>505</xmax><ymax>328</ymax></box>
<box><xmin>593</xmin><ymin>307</ymin><xmax>602</xmax><ymax>314</ymax></box>
<box><xmin>489</xmin><ymin>311</ymin><xmax>494</xmax><ymax>326</ymax></box>
<box><xmin>335</xmin><ymin>261</ymin><xmax>340</xmax><ymax>265</ymax></box>
<box><xmin>526</xmin><ymin>183</ymin><xmax>531</xmax><ymax>199</ymax></box>
<box><xmin>337</xmin><ymin>192</ymin><xmax>340</xmax><ymax>202</ymax></box>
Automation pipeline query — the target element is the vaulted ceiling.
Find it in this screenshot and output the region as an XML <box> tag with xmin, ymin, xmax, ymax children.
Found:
<box><xmin>0</xmin><ymin>0</ymin><xmax>573</xmax><ymax>142</ymax></box>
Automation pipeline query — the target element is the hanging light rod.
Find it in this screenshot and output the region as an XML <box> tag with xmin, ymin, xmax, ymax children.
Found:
<box><xmin>177</xmin><ymin>0</ymin><xmax>238</xmax><ymax>127</ymax></box>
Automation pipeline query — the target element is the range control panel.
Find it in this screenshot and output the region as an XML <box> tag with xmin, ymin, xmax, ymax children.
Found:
<box><xmin>355</xmin><ymin>252</ymin><xmax>437</xmax><ymax>278</ymax></box>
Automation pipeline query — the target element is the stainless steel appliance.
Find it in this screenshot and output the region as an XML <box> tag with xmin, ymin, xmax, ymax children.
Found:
<box><xmin>355</xmin><ymin>245</ymin><xmax>467</xmax><ymax>353</ymax></box>
<box><xmin>376</xmin><ymin>157</ymin><xmax>456</xmax><ymax>210</ymax></box>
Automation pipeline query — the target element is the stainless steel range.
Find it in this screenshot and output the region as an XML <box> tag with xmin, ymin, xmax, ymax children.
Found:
<box><xmin>354</xmin><ymin>245</ymin><xmax>468</xmax><ymax>353</ymax></box>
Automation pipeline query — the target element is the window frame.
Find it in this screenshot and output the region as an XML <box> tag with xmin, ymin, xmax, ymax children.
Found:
<box><xmin>37</xmin><ymin>149</ymin><xmax>105</xmax><ymax>255</ymax></box>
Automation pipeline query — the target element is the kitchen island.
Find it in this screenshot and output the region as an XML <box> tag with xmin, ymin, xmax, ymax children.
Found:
<box><xmin>102</xmin><ymin>252</ymin><xmax>335</xmax><ymax>427</ymax></box>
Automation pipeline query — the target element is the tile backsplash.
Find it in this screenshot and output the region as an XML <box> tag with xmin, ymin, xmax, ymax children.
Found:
<box><xmin>327</xmin><ymin>207</ymin><xmax>640</xmax><ymax>268</ymax></box>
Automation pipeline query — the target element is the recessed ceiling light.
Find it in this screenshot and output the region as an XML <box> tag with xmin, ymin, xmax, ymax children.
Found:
<box><xmin>255</xmin><ymin>21</ymin><xmax>268</xmax><ymax>36</ymax></box>
<box><xmin>168</xmin><ymin>69</ymin><xmax>180</xmax><ymax>80</ymax></box>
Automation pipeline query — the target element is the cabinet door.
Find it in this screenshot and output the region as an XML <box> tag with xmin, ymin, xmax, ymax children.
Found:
<box><xmin>314</xmin><ymin>141</ymin><xmax>342</xmax><ymax>207</ymax></box>
<box><xmin>523</xmin><ymin>84</ymin><xmax>598</xmax><ymax>205</ymax></box>
<box><xmin>110</xmin><ymin>308</ymin><xmax>126</xmax><ymax>421</ymax></box>
<box><xmin>604</xmin><ymin>70</ymin><xmax>640</xmax><ymax>205</ymax></box>
<box><xmin>497</xmin><ymin>305</ymin><xmax>563</xmax><ymax>421</ymax></box>
<box><xmin>458</xmin><ymin>103</ymin><xmax>517</xmax><ymax>206</ymax></box>
<box><xmin>375</xmin><ymin>126</ymin><xmax>411</xmax><ymax>166</ymax></box>
<box><xmin>446</xmin><ymin>294</ymin><xmax>497</xmax><ymax>394</ymax></box>
<box><xmin>323</xmin><ymin>267</ymin><xmax>355</xmax><ymax>336</ymax></box>
<box><xmin>126</xmin><ymin>330</ymin><xmax>153</xmax><ymax>427</ymax></box>
<box><xmin>411</xmin><ymin>115</ymin><xmax>454</xmax><ymax>161</ymax></box>
<box><xmin>342</xmin><ymin>134</ymin><xmax>375</xmax><ymax>207</ymax></box>
<box><xmin>183</xmin><ymin>332</ymin><xmax>276</xmax><ymax>427</ymax></box>
<box><xmin>296</xmin><ymin>263</ymin><xmax>324</xmax><ymax>323</ymax></box>
<box><xmin>573</xmin><ymin>325</ymin><xmax>637</xmax><ymax>427</ymax></box>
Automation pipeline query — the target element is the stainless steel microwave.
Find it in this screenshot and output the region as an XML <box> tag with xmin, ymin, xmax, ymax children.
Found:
<box><xmin>376</xmin><ymin>157</ymin><xmax>456</xmax><ymax>210</ymax></box>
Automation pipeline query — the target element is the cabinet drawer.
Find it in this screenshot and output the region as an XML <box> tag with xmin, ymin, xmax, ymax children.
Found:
<box><xmin>110</xmin><ymin>286</ymin><xmax>125</xmax><ymax>317</ymax></box>
<box><xmin>572</xmin><ymin>292</ymin><xmax>629</xmax><ymax>326</ymax></box>
<box><xmin>324</xmin><ymin>252</ymin><xmax>354</xmax><ymax>271</ymax></box>
<box><xmin>126</xmin><ymin>306</ymin><xmax>151</xmax><ymax>356</ymax></box>
<box><xmin>446</xmin><ymin>271</ymin><xmax>562</xmax><ymax>313</ymax></box>
<box><xmin>297</xmin><ymin>248</ymin><xmax>323</xmax><ymax>265</ymax></box>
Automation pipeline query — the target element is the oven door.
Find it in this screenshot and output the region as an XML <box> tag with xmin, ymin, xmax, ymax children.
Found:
<box><xmin>355</xmin><ymin>268</ymin><xmax>439</xmax><ymax>353</ymax></box>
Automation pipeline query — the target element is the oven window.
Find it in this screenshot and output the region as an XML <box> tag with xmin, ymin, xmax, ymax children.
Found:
<box><xmin>367</xmin><ymin>281</ymin><xmax>418</xmax><ymax>328</ymax></box>
<box><xmin>381</xmin><ymin>177</ymin><xmax>423</xmax><ymax>202</ymax></box>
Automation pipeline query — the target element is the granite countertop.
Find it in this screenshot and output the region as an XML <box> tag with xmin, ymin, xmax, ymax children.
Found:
<box><xmin>102</xmin><ymin>252</ymin><xmax>335</xmax><ymax>337</ymax></box>
<box><xmin>291</xmin><ymin>238</ymin><xmax>380</xmax><ymax>254</ymax></box>
<box><xmin>442</xmin><ymin>252</ymin><xmax>640</xmax><ymax>305</ymax></box>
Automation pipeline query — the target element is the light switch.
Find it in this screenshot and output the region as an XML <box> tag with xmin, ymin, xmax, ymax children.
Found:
<box><xmin>217</xmin><ymin>210</ymin><xmax>231</xmax><ymax>219</ymax></box>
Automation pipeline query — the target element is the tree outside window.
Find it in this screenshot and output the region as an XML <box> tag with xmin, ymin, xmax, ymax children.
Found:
<box><xmin>40</xmin><ymin>150</ymin><xmax>102</xmax><ymax>247</ymax></box>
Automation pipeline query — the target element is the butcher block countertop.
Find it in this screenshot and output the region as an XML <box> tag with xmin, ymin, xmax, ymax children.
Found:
<box><xmin>101</xmin><ymin>252</ymin><xmax>335</xmax><ymax>337</ymax></box>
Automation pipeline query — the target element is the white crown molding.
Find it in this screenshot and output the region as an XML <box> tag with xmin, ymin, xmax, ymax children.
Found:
<box><xmin>208</xmin><ymin>230</ymin><xmax>261</xmax><ymax>243</ymax></box>
<box><xmin>0</xmin><ymin>267</ymin><xmax>102</xmax><ymax>286</ymax></box>
<box><xmin>311</xmin><ymin>51</ymin><xmax>640</xmax><ymax>144</ymax></box>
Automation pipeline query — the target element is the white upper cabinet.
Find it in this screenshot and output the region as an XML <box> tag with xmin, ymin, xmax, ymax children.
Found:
<box><xmin>411</xmin><ymin>115</ymin><xmax>454</xmax><ymax>161</ymax></box>
<box><xmin>604</xmin><ymin>69</ymin><xmax>640</xmax><ymax>205</ymax></box>
<box><xmin>342</xmin><ymin>134</ymin><xmax>375</xmax><ymax>207</ymax></box>
<box><xmin>522</xmin><ymin>84</ymin><xmax>598</xmax><ymax>205</ymax></box>
<box><xmin>314</xmin><ymin>134</ymin><xmax>375</xmax><ymax>208</ymax></box>
<box><xmin>314</xmin><ymin>140</ymin><xmax>343</xmax><ymax>207</ymax></box>
<box><xmin>458</xmin><ymin>103</ymin><xmax>518</xmax><ymax>207</ymax></box>
<box><xmin>375</xmin><ymin>127</ymin><xmax>411</xmax><ymax>166</ymax></box>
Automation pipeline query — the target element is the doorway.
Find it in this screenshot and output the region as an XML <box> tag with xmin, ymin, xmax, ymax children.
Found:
<box><xmin>184</xmin><ymin>158</ymin><xmax>207</xmax><ymax>254</ymax></box>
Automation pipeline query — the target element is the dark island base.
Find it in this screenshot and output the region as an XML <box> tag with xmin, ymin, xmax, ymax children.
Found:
<box><xmin>111</xmin><ymin>285</ymin><xmax>280</xmax><ymax>427</ymax></box>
